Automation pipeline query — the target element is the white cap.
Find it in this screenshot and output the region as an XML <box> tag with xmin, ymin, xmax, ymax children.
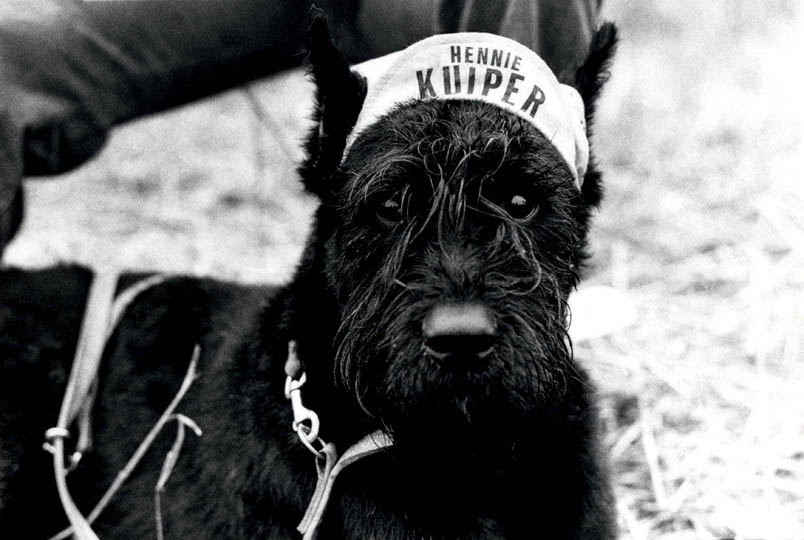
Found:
<box><xmin>344</xmin><ymin>33</ymin><xmax>589</xmax><ymax>188</ymax></box>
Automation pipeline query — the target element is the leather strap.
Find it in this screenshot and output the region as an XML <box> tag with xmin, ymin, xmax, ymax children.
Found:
<box><xmin>298</xmin><ymin>430</ymin><xmax>393</xmax><ymax>539</ymax></box>
<box><xmin>44</xmin><ymin>270</ymin><xmax>168</xmax><ymax>540</ymax></box>
<box><xmin>47</xmin><ymin>269</ymin><xmax>119</xmax><ymax>540</ymax></box>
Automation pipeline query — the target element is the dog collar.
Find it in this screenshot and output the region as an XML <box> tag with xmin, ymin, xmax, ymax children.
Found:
<box><xmin>344</xmin><ymin>32</ymin><xmax>589</xmax><ymax>187</ymax></box>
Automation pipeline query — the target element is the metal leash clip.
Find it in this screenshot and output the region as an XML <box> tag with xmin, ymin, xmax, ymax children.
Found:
<box><xmin>285</xmin><ymin>371</ymin><xmax>327</xmax><ymax>458</ymax></box>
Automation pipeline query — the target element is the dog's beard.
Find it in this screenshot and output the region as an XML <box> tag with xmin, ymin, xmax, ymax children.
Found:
<box><xmin>333</xmin><ymin>258</ymin><xmax>575</xmax><ymax>455</ymax></box>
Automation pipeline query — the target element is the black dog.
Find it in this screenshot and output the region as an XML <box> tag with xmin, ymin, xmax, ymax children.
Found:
<box><xmin>0</xmin><ymin>17</ymin><xmax>618</xmax><ymax>539</ymax></box>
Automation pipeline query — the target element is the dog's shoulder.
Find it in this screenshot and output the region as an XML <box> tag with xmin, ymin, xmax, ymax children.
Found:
<box><xmin>0</xmin><ymin>264</ymin><xmax>275</xmax><ymax>382</ymax></box>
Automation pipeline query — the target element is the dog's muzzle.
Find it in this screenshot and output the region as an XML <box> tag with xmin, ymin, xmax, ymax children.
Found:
<box><xmin>422</xmin><ymin>303</ymin><xmax>496</xmax><ymax>365</ymax></box>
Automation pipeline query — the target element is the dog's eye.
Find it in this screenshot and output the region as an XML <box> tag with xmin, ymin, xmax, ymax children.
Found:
<box><xmin>376</xmin><ymin>193</ymin><xmax>404</xmax><ymax>224</ymax></box>
<box><xmin>505</xmin><ymin>193</ymin><xmax>539</xmax><ymax>221</ymax></box>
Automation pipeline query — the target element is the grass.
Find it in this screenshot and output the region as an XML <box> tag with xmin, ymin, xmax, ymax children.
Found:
<box><xmin>6</xmin><ymin>0</ymin><xmax>803</xmax><ymax>537</ymax></box>
<box><xmin>586</xmin><ymin>1</ymin><xmax>803</xmax><ymax>538</ymax></box>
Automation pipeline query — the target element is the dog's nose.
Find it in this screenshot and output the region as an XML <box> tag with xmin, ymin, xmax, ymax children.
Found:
<box><xmin>422</xmin><ymin>303</ymin><xmax>496</xmax><ymax>362</ymax></box>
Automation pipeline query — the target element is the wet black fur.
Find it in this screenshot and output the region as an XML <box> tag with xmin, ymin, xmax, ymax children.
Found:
<box><xmin>0</xmin><ymin>16</ymin><xmax>618</xmax><ymax>539</ymax></box>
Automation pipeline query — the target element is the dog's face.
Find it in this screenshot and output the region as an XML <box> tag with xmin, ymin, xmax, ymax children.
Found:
<box><xmin>297</xmin><ymin>17</ymin><xmax>617</xmax><ymax>452</ymax></box>
<box><xmin>330</xmin><ymin>102</ymin><xmax>585</xmax><ymax>441</ymax></box>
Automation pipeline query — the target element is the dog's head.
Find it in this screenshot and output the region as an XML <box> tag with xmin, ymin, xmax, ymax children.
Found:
<box><xmin>292</xmin><ymin>15</ymin><xmax>617</xmax><ymax>451</ymax></box>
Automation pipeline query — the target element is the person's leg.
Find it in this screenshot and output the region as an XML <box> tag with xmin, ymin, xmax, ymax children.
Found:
<box><xmin>532</xmin><ymin>0</ymin><xmax>599</xmax><ymax>79</ymax></box>
<box><xmin>1</xmin><ymin>1</ymin><xmax>318</xmax><ymax>179</ymax></box>
<box><xmin>0</xmin><ymin>0</ymin><xmax>364</xmax><ymax>254</ymax></box>
<box><xmin>447</xmin><ymin>0</ymin><xmax>598</xmax><ymax>77</ymax></box>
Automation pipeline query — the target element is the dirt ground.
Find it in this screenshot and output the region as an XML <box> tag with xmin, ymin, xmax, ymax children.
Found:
<box><xmin>5</xmin><ymin>0</ymin><xmax>803</xmax><ymax>538</ymax></box>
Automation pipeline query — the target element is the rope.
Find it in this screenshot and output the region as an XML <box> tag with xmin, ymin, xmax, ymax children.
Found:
<box><xmin>48</xmin><ymin>346</ymin><xmax>201</xmax><ymax>540</ymax></box>
<box><xmin>45</xmin><ymin>269</ymin><xmax>120</xmax><ymax>540</ymax></box>
<box><xmin>43</xmin><ymin>270</ymin><xmax>194</xmax><ymax>540</ymax></box>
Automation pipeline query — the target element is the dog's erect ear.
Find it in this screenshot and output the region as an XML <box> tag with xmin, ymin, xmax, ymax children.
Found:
<box><xmin>574</xmin><ymin>22</ymin><xmax>618</xmax><ymax>127</ymax></box>
<box><xmin>573</xmin><ymin>22</ymin><xmax>618</xmax><ymax>206</ymax></box>
<box><xmin>299</xmin><ymin>11</ymin><xmax>367</xmax><ymax>199</ymax></box>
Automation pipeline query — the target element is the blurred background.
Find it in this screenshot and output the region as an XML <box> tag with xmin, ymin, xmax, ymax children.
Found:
<box><xmin>4</xmin><ymin>0</ymin><xmax>803</xmax><ymax>538</ymax></box>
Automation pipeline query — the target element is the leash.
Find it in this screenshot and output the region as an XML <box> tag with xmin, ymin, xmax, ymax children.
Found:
<box><xmin>43</xmin><ymin>271</ymin><xmax>386</xmax><ymax>539</ymax></box>
<box><xmin>43</xmin><ymin>272</ymin><xmax>171</xmax><ymax>468</ymax></box>
<box><xmin>44</xmin><ymin>269</ymin><xmax>119</xmax><ymax>540</ymax></box>
<box><xmin>42</xmin><ymin>270</ymin><xmax>199</xmax><ymax>540</ymax></box>
<box><xmin>284</xmin><ymin>341</ymin><xmax>393</xmax><ymax>539</ymax></box>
